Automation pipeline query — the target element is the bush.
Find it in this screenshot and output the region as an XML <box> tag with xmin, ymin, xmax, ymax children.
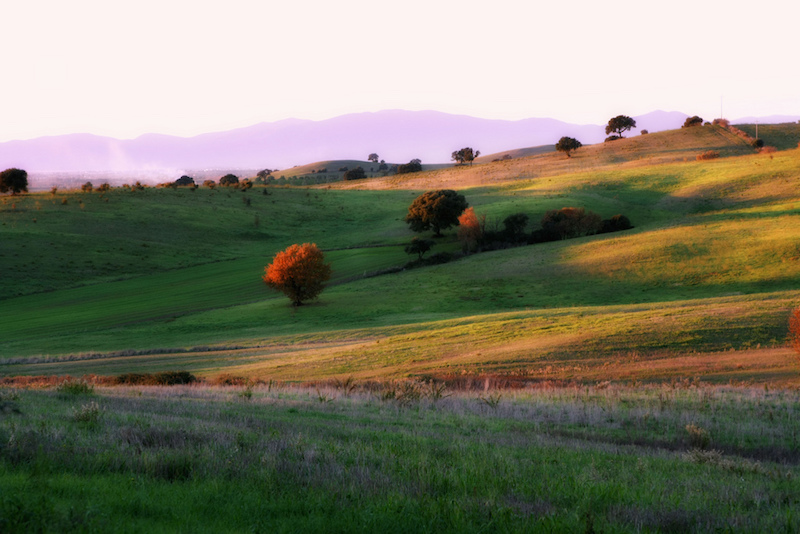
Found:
<box><xmin>116</xmin><ymin>371</ymin><xmax>198</xmax><ymax>386</ymax></box>
<box><xmin>751</xmin><ymin>138</ymin><xmax>765</xmax><ymax>148</ymax></box>
<box><xmin>203</xmin><ymin>180</ymin><xmax>216</xmax><ymax>189</ymax></box>
<box><xmin>175</xmin><ymin>175</ymin><xmax>195</xmax><ymax>186</ymax></box>
<box><xmin>599</xmin><ymin>214</ymin><xmax>633</xmax><ymax>233</ymax></box>
<box><xmin>502</xmin><ymin>213</ymin><xmax>529</xmax><ymax>241</ymax></box>
<box><xmin>219</xmin><ymin>174</ymin><xmax>239</xmax><ymax>187</ymax></box>
<box><xmin>540</xmin><ymin>207</ymin><xmax>602</xmax><ymax>240</ymax></box>
<box><xmin>640</xmin><ymin>129</ymin><xmax>649</xmax><ymax>135</ymax></box>
<box><xmin>712</xmin><ymin>118</ymin><xmax>730</xmax><ymax>128</ymax></box>
<box><xmin>604</xmin><ymin>135</ymin><xmax>621</xmax><ymax>143</ymax></box>
<box><xmin>81</xmin><ymin>182</ymin><xmax>93</xmax><ymax>192</ymax></box>
<box><xmin>696</xmin><ymin>150</ymin><xmax>720</xmax><ymax>161</ymax></box>
<box><xmin>57</xmin><ymin>379</ymin><xmax>94</xmax><ymax>395</ymax></box>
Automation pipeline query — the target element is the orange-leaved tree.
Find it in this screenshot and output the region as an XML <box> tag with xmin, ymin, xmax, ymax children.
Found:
<box><xmin>457</xmin><ymin>207</ymin><xmax>483</xmax><ymax>253</ymax></box>
<box><xmin>263</xmin><ymin>243</ymin><xmax>332</xmax><ymax>306</ymax></box>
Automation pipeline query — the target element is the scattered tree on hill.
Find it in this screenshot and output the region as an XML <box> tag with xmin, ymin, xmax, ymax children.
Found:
<box><xmin>368</xmin><ymin>153</ymin><xmax>379</xmax><ymax>163</ymax></box>
<box><xmin>640</xmin><ymin>130</ymin><xmax>649</xmax><ymax>135</ymax></box>
<box><xmin>96</xmin><ymin>183</ymin><xmax>111</xmax><ymax>193</ymax></box>
<box><xmin>343</xmin><ymin>166</ymin><xmax>367</xmax><ymax>180</ymax></box>
<box><xmin>175</xmin><ymin>175</ymin><xmax>195</xmax><ymax>186</ymax></box>
<box><xmin>203</xmin><ymin>179</ymin><xmax>216</xmax><ymax>189</ymax></box>
<box><xmin>457</xmin><ymin>207</ymin><xmax>483</xmax><ymax>253</ymax></box>
<box><xmin>219</xmin><ymin>174</ymin><xmax>239</xmax><ymax>186</ymax></box>
<box><xmin>81</xmin><ymin>182</ymin><xmax>93</xmax><ymax>192</ymax></box>
<box><xmin>262</xmin><ymin>243</ymin><xmax>332</xmax><ymax>306</ymax></box>
<box><xmin>555</xmin><ymin>137</ymin><xmax>583</xmax><ymax>158</ymax></box>
<box><xmin>599</xmin><ymin>214</ymin><xmax>633</xmax><ymax>234</ymax></box>
<box><xmin>405</xmin><ymin>237</ymin><xmax>434</xmax><ymax>260</ymax></box>
<box><xmin>0</xmin><ymin>168</ymin><xmax>28</xmax><ymax>195</ymax></box>
<box><xmin>257</xmin><ymin>169</ymin><xmax>273</xmax><ymax>179</ymax></box>
<box><xmin>683</xmin><ymin>116</ymin><xmax>703</xmax><ymax>128</ymax></box>
<box><xmin>451</xmin><ymin>147</ymin><xmax>480</xmax><ymax>166</ymax></box>
<box><xmin>605</xmin><ymin>115</ymin><xmax>636</xmax><ymax>138</ymax></box>
<box><xmin>397</xmin><ymin>159</ymin><xmax>423</xmax><ymax>174</ymax></box>
<box><xmin>539</xmin><ymin>207</ymin><xmax>602</xmax><ymax>240</ymax></box>
<box><xmin>405</xmin><ymin>189</ymin><xmax>468</xmax><ymax>237</ymax></box>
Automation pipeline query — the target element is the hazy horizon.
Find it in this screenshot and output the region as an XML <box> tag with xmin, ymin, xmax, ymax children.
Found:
<box><xmin>2</xmin><ymin>0</ymin><xmax>798</xmax><ymax>143</ymax></box>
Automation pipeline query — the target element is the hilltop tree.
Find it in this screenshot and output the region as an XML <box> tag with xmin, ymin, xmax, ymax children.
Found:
<box><xmin>683</xmin><ymin>116</ymin><xmax>703</xmax><ymax>128</ymax></box>
<box><xmin>555</xmin><ymin>136</ymin><xmax>583</xmax><ymax>158</ymax></box>
<box><xmin>605</xmin><ymin>115</ymin><xmax>636</xmax><ymax>138</ymax></box>
<box><xmin>175</xmin><ymin>175</ymin><xmax>195</xmax><ymax>186</ymax></box>
<box><xmin>0</xmin><ymin>168</ymin><xmax>28</xmax><ymax>195</ymax></box>
<box><xmin>451</xmin><ymin>147</ymin><xmax>480</xmax><ymax>166</ymax></box>
<box><xmin>405</xmin><ymin>189</ymin><xmax>468</xmax><ymax>237</ymax></box>
<box><xmin>368</xmin><ymin>153</ymin><xmax>379</xmax><ymax>163</ymax></box>
<box><xmin>262</xmin><ymin>243</ymin><xmax>332</xmax><ymax>306</ymax></box>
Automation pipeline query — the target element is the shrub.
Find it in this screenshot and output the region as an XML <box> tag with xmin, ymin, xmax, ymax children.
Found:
<box><xmin>96</xmin><ymin>183</ymin><xmax>110</xmax><ymax>193</ymax></box>
<box><xmin>712</xmin><ymin>118</ymin><xmax>730</xmax><ymax>128</ymax></box>
<box><xmin>175</xmin><ymin>175</ymin><xmax>195</xmax><ymax>186</ymax></box>
<box><xmin>685</xmin><ymin>423</ymin><xmax>711</xmax><ymax>449</ymax></box>
<box><xmin>540</xmin><ymin>207</ymin><xmax>602</xmax><ymax>240</ymax></box>
<box><xmin>203</xmin><ymin>179</ymin><xmax>216</xmax><ymax>189</ymax></box>
<box><xmin>640</xmin><ymin>129</ymin><xmax>649</xmax><ymax>135</ymax></box>
<box><xmin>696</xmin><ymin>150</ymin><xmax>720</xmax><ymax>161</ymax></box>
<box><xmin>72</xmin><ymin>401</ymin><xmax>102</xmax><ymax>424</ymax></box>
<box><xmin>604</xmin><ymin>135</ymin><xmax>621</xmax><ymax>143</ymax></box>
<box><xmin>57</xmin><ymin>379</ymin><xmax>94</xmax><ymax>395</ymax></box>
<box><xmin>81</xmin><ymin>182</ymin><xmax>93</xmax><ymax>192</ymax></box>
<box><xmin>751</xmin><ymin>138</ymin><xmax>765</xmax><ymax>148</ymax></box>
<box><xmin>599</xmin><ymin>214</ymin><xmax>633</xmax><ymax>233</ymax></box>
<box><xmin>502</xmin><ymin>213</ymin><xmax>529</xmax><ymax>241</ymax></box>
<box><xmin>457</xmin><ymin>207</ymin><xmax>483</xmax><ymax>252</ymax></box>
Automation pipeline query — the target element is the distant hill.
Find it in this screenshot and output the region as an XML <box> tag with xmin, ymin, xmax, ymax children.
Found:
<box><xmin>0</xmin><ymin>110</ymin><xmax>695</xmax><ymax>175</ymax></box>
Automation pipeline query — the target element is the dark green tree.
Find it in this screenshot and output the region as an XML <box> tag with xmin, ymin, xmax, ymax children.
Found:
<box><xmin>405</xmin><ymin>189</ymin><xmax>468</xmax><ymax>237</ymax></box>
<box><xmin>343</xmin><ymin>167</ymin><xmax>367</xmax><ymax>180</ymax></box>
<box><xmin>404</xmin><ymin>237</ymin><xmax>434</xmax><ymax>260</ymax></box>
<box><xmin>175</xmin><ymin>175</ymin><xmax>195</xmax><ymax>186</ymax></box>
<box><xmin>605</xmin><ymin>115</ymin><xmax>636</xmax><ymax>138</ymax></box>
<box><xmin>451</xmin><ymin>148</ymin><xmax>480</xmax><ymax>165</ymax></box>
<box><xmin>502</xmin><ymin>213</ymin><xmax>530</xmax><ymax>240</ymax></box>
<box><xmin>219</xmin><ymin>174</ymin><xmax>239</xmax><ymax>186</ymax></box>
<box><xmin>0</xmin><ymin>168</ymin><xmax>28</xmax><ymax>195</ymax></box>
<box><xmin>368</xmin><ymin>153</ymin><xmax>379</xmax><ymax>163</ymax></box>
<box><xmin>397</xmin><ymin>159</ymin><xmax>422</xmax><ymax>174</ymax></box>
<box><xmin>555</xmin><ymin>136</ymin><xmax>583</xmax><ymax>158</ymax></box>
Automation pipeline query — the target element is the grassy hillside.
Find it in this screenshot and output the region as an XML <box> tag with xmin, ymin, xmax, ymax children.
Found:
<box><xmin>735</xmin><ymin>122</ymin><xmax>800</xmax><ymax>150</ymax></box>
<box><xmin>2</xmin><ymin>126</ymin><xmax>800</xmax><ymax>384</ymax></box>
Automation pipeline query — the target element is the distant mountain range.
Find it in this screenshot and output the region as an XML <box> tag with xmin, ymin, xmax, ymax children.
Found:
<box><xmin>1</xmin><ymin>110</ymin><xmax>797</xmax><ymax>174</ymax></box>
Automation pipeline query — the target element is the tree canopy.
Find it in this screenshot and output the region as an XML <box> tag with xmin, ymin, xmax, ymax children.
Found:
<box><xmin>683</xmin><ymin>116</ymin><xmax>703</xmax><ymax>128</ymax></box>
<box><xmin>0</xmin><ymin>168</ymin><xmax>28</xmax><ymax>195</ymax></box>
<box><xmin>451</xmin><ymin>147</ymin><xmax>480</xmax><ymax>165</ymax></box>
<box><xmin>262</xmin><ymin>243</ymin><xmax>332</xmax><ymax>306</ymax></box>
<box><xmin>368</xmin><ymin>153</ymin><xmax>379</xmax><ymax>163</ymax></box>
<box><xmin>404</xmin><ymin>237</ymin><xmax>434</xmax><ymax>260</ymax></box>
<box><xmin>343</xmin><ymin>167</ymin><xmax>367</xmax><ymax>180</ymax></box>
<box><xmin>555</xmin><ymin>136</ymin><xmax>582</xmax><ymax>157</ymax></box>
<box><xmin>219</xmin><ymin>174</ymin><xmax>239</xmax><ymax>186</ymax></box>
<box><xmin>605</xmin><ymin>115</ymin><xmax>636</xmax><ymax>138</ymax></box>
<box><xmin>405</xmin><ymin>189</ymin><xmax>468</xmax><ymax>237</ymax></box>
<box><xmin>397</xmin><ymin>159</ymin><xmax>422</xmax><ymax>174</ymax></box>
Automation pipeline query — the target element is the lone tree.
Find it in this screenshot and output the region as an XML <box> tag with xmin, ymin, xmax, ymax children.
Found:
<box><xmin>451</xmin><ymin>147</ymin><xmax>480</xmax><ymax>165</ymax></box>
<box><xmin>683</xmin><ymin>116</ymin><xmax>703</xmax><ymax>128</ymax></box>
<box><xmin>457</xmin><ymin>207</ymin><xmax>483</xmax><ymax>253</ymax></box>
<box><xmin>175</xmin><ymin>175</ymin><xmax>195</xmax><ymax>186</ymax></box>
<box><xmin>262</xmin><ymin>243</ymin><xmax>332</xmax><ymax>306</ymax></box>
<box><xmin>368</xmin><ymin>153</ymin><xmax>379</xmax><ymax>163</ymax></box>
<box><xmin>605</xmin><ymin>115</ymin><xmax>636</xmax><ymax>138</ymax></box>
<box><xmin>405</xmin><ymin>189</ymin><xmax>468</xmax><ymax>237</ymax></box>
<box><xmin>404</xmin><ymin>237</ymin><xmax>434</xmax><ymax>260</ymax></box>
<box><xmin>555</xmin><ymin>136</ymin><xmax>583</xmax><ymax>158</ymax></box>
<box><xmin>0</xmin><ymin>168</ymin><xmax>28</xmax><ymax>195</ymax></box>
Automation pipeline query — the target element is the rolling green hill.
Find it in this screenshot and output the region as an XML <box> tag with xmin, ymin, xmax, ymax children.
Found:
<box><xmin>2</xmin><ymin>125</ymin><xmax>800</xmax><ymax>384</ymax></box>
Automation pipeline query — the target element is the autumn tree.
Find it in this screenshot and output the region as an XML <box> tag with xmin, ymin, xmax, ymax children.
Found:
<box><xmin>219</xmin><ymin>174</ymin><xmax>239</xmax><ymax>187</ymax></box>
<box><xmin>405</xmin><ymin>189</ymin><xmax>468</xmax><ymax>237</ymax></box>
<box><xmin>555</xmin><ymin>137</ymin><xmax>582</xmax><ymax>158</ymax></box>
<box><xmin>262</xmin><ymin>243</ymin><xmax>332</xmax><ymax>306</ymax></box>
<box><xmin>683</xmin><ymin>116</ymin><xmax>703</xmax><ymax>128</ymax></box>
<box><xmin>605</xmin><ymin>115</ymin><xmax>636</xmax><ymax>138</ymax></box>
<box><xmin>0</xmin><ymin>168</ymin><xmax>28</xmax><ymax>195</ymax></box>
<box><xmin>457</xmin><ymin>206</ymin><xmax>483</xmax><ymax>252</ymax></box>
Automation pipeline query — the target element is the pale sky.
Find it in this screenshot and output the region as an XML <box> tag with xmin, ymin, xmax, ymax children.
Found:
<box><xmin>1</xmin><ymin>0</ymin><xmax>798</xmax><ymax>142</ymax></box>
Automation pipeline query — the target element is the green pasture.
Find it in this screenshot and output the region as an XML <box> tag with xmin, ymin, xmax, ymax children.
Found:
<box><xmin>1</xmin><ymin>128</ymin><xmax>800</xmax><ymax>381</ymax></box>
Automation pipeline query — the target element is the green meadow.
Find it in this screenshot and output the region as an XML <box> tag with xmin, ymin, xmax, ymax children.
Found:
<box><xmin>2</xmin><ymin>124</ymin><xmax>800</xmax><ymax>383</ymax></box>
<box><xmin>3</xmin><ymin>122</ymin><xmax>800</xmax><ymax>532</ymax></box>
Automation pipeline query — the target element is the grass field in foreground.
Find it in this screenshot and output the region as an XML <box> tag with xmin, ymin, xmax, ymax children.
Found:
<box><xmin>1</xmin><ymin>383</ymin><xmax>798</xmax><ymax>532</ymax></box>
